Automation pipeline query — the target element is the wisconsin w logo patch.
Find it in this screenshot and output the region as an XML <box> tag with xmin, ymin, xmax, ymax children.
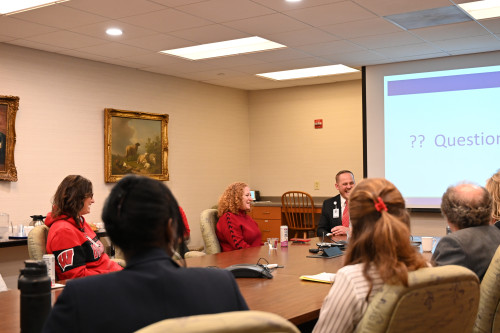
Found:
<box><xmin>57</xmin><ymin>249</ymin><xmax>75</xmax><ymax>272</ymax></box>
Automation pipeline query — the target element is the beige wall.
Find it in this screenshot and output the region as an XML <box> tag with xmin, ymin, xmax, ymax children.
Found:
<box><xmin>0</xmin><ymin>43</ymin><xmax>250</xmax><ymax>252</ymax></box>
<box><xmin>248</xmin><ymin>80</ymin><xmax>363</xmax><ymax>195</ymax></box>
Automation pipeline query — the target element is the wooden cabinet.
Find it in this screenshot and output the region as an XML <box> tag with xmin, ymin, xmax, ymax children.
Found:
<box><xmin>251</xmin><ymin>206</ymin><xmax>282</xmax><ymax>242</ymax></box>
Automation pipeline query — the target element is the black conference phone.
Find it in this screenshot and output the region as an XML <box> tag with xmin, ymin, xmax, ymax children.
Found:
<box><xmin>225</xmin><ymin>264</ymin><xmax>273</xmax><ymax>279</ymax></box>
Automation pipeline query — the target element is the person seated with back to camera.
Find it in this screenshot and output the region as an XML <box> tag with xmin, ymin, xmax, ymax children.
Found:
<box><xmin>486</xmin><ymin>169</ymin><xmax>500</xmax><ymax>229</ymax></box>
<box><xmin>313</xmin><ymin>178</ymin><xmax>429</xmax><ymax>333</ymax></box>
<box><xmin>431</xmin><ymin>182</ymin><xmax>500</xmax><ymax>281</ymax></box>
<box><xmin>45</xmin><ymin>175</ymin><xmax>122</xmax><ymax>281</ymax></box>
<box><xmin>43</xmin><ymin>175</ymin><xmax>248</xmax><ymax>333</ymax></box>
<box><xmin>216</xmin><ymin>182</ymin><xmax>262</xmax><ymax>252</ymax></box>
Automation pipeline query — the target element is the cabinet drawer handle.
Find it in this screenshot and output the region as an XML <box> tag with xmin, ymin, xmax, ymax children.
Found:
<box><xmin>263</xmin><ymin>230</ymin><xmax>271</xmax><ymax>232</ymax></box>
<box><xmin>263</xmin><ymin>212</ymin><xmax>271</xmax><ymax>214</ymax></box>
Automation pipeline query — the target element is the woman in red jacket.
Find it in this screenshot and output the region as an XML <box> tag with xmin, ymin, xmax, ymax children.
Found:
<box><xmin>216</xmin><ymin>182</ymin><xmax>261</xmax><ymax>252</ymax></box>
<box><xmin>45</xmin><ymin>175</ymin><xmax>122</xmax><ymax>280</ymax></box>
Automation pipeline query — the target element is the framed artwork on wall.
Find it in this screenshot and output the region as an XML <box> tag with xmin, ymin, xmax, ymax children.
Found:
<box><xmin>104</xmin><ymin>108</ymin><xmax>169</xmax><ymax>183</ymax></box>
<box><xmin>0</xmin><ymin>95</ymin><xmax>19</xmax><ymax>182</ymax></box>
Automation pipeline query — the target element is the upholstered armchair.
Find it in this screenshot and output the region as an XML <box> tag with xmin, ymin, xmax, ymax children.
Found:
<box><xmin>355</xmin><ymin>265</ymin><xmax>480</xmax><ymax>333</ymax></box>
<box><xmin>134</xmin><ymin>310</ymin><xmax>299</xmax><ymax>333</ymax></box>
<box><xmin>199</xmin><ymin>209</ymin><xmax>221</xmax><ymax>255</ymax></box>
<box><xmin>473</xmin><ymin>245</ymin><xmax>500</xmax><ymax>333</ymax></box>
<box><xmin>27</xmin><ymin>224</ymin><xmax>49</xmax><ymax>260</ymax></box>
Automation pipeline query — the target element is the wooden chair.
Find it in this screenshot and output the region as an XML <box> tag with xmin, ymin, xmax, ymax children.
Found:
<box><xmin>473</xmin><ymin>245</ymin><xmax>500</xmax><ymax>333</ymax></box>
<box><xmin>134</xmin><ymin>310</ymin><xmax>300</xmax><ymax>333</ymax></box>
<box><xmin>355</xmin><ymin>265</ymin><xmax>480</xmax><ymax>333</ymax></box>
<box><xmin>281</xmin><ymin>191</ymin><xmax>316</xmax><ymax>239</ymax></box>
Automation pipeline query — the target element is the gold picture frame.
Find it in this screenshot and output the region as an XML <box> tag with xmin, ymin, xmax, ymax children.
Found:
<box><xmin>104</xmin><ymin>108</ymin><xmax>169</xmax><ymax>183</ymax></box>
<box><xmin>0</xmin><ymin>95</ymin><xmax>19</xmax><ymax>182</ymax></box>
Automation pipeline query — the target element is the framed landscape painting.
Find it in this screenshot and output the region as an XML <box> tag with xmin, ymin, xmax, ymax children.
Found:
<box><xmin>104</xmin><ymin>108</ymin><xmax>169</xmax><ymax>183</ymax></box>
<box><xmin>0</xmin><ymin>95</ymin><xmax>19</xmax><ymax>182</ymax></box>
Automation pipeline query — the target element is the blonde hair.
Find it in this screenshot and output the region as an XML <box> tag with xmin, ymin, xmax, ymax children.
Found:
<box><xmin>486</xmin><ymin>170</ymin><xmax>500</xmax><ymax>221</ymax></box>
<box><xmin>344</xmin><ymin>178</ymin><xmax>427</xmax><ymax>291</ymax></box>
<box><xmin>218</xmin><ymin>182</ymin><xmax>248</xmax><ymax>217</ymax></box>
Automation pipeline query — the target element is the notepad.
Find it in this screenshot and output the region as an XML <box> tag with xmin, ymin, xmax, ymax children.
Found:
<box><xmin>299</xmin><ymin>272</ymin><xmax>335</xmax><ymax>284</ymax></box>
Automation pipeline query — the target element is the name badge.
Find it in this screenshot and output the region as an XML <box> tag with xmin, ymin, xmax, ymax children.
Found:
<box><xmin>333</xmin><ymin>208</ymin><xmax>339</xmax><ymax>218</ymax></box>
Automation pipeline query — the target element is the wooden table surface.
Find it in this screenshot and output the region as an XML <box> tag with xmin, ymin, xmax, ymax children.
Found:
<box><xmin>0</xmin><ymin>234</ymin><xmax>439</xmax><ymax>332</ymax></box>
<box><xmin>184</xmin><ymin>236</ymin><xmax>346</xmax><ymax>325</ymax></box>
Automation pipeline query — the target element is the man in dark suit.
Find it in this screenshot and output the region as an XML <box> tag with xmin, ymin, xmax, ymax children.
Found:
<box><xmin>432</xmin><ymin>183</ymin><xmax>500</xmax><ymax>281</ymax></box>
<box><xmin>43</xmin><ymin>175</ymin><xmax>248</xmax><ymax>333</ymax></box>
<box><xmin>317</xmin><ymin>170</ymin><xmax>355</xmax><ymax>237</ymax></box>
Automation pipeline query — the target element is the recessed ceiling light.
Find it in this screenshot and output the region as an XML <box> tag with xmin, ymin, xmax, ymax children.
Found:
<box><xmin>159</xmin><ymin>36</ymin><xmax>286</xmax><ymax>60</ymax></box>
<box><xmin>106</xmin><ymin>28</ymin><xmax>123</xmax><ymax>36</ymax></box>
<box><xmin>256</xmin><ymin>64</ymin><xmax>359</xmax><ymax>81</ymax></box>
<box><xmin>0</xmin><ymin>0</ymin><xmax>69</xmax><ymax>15</ymax></box>
<box><xmin>286</xmin><ymin>0</ymin><xmax>302</xmax><ymax>2</ymax></box>
<box><xmin>458</xmin><ymin>0</ymin><xmax>500</xmax><ymax>20</ymax></box>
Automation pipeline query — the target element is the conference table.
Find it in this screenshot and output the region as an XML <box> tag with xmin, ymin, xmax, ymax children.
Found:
<box><xmin>0</xmin><ymin>236</ymin><xmax>435</xmax><ymax>332</ymax></box>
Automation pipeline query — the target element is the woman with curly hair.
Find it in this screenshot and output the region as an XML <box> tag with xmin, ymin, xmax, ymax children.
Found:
<box><xmin>45</xmin><ymin>175</ymin><xmax>122</xmax><ymax>280</ymax></box>
<box><xmin>216</xmin><ymin>182</ymin><xmax>261</xmax><ymax>252</ymax></box>
<box><xmin>313</xmin><ymin>178</ymin><xmax>428</xmax><ymax>333</ymax></box>
<box><xmin>486</xmin><ymin>169</ymin><xmax>500</xmax><ymax>229</ymax></box>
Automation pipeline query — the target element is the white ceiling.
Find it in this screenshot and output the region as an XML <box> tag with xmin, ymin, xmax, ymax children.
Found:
<box><xmin>2</xmin><ymin>0</ymin><xmax>500</xmax><ymax>90</ymax></box>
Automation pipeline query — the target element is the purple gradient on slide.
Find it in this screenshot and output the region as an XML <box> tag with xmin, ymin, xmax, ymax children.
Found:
<box><xmin>388</xmin><ymin>71</ymin><xmax>500</xmax><ymax>96</ymax></box>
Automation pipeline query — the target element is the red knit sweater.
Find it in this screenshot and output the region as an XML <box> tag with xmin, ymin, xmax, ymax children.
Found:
<box><xmin>216</xmin><ymin>211</ymin><xmax>262</xmax><ymax>252</ymax></box>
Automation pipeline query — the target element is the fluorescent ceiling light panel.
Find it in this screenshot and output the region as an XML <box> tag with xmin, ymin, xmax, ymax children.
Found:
<box><xmin>383</xmin><ymin>6</ymin><xmax>471</xmax><ymax>30</ymax></box>
<box><xmin>160</xmin><ymin>36</ymin><xmax>286</xmax><ymax>60</ymax></box>
<box><xmin>458</xmin><ymin>0</ymin><xmax>500</xmax><ymax>20</ymax></box>
<box><xmin>0</xmin><ymin>0</ymin><xmax>69</xmax><ymax>15</ymax></box>
<box><xmin>257</xmin><ymin>64</ymin><xmax>359</xmax><ymax>81</ymax></box>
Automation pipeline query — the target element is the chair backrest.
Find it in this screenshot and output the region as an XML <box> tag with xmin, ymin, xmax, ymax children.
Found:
<box><xmin>134</xmin><ymin>310</ymin><xmax>300</xmax><ymax>333</ymax></box>
<box><xmin>281</xmin><ymin>191</ymin><xmax>316</xmax><ymax>233</ymax></box>
<box><xmin>473</xmin><ymin>245</ymin><xmax>500</xmax><ymax>333</ymax></box>
<box><xmin>200</xmin><ymin>209</ymin><xmax>221</xmax><ymax>255</ymax></box>
<box><xmin>27</xmin><ymin>225</ymin><xmax>49</xmax><ymax>260</ymax></box>
<box><xmin>355</xmin><ymin>265</ymin><xmax>480</xmax><ymax>333</ymax></box>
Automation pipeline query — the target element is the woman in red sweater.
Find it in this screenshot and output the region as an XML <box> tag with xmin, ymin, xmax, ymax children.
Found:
<box><xmin>216</xmin><ymin>182</ymin><xmax>262</xmax><ymax>252</ymax></box>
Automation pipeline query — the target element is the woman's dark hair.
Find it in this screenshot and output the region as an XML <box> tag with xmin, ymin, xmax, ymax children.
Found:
<box><xmin>52</xmin><ymin>175</ymin><xmax>93</xmax><ymax>224</ymax></box>
<box><xmin>102</xmin><ymin>175</ymin><xmax>185</xmax><ymax>254</ymax></box>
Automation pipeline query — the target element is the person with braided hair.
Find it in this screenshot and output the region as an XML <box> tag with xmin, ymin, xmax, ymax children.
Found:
<box><xmin>486</xmin><ymin>170</ymin><xmax>500</xmax><ymax>229</ymax></box>
<box><xmin>313</xmin><ymin>178</ymin><xmax>428</xmax><ymax>333</ymax></box>
<box><xmin>432</xmin><ymin>183</ymin><xmax>500</xmax><ymax>281</ymax></box>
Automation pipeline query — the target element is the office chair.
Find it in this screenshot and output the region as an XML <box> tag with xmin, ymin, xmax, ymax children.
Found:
<box><xmin>281</xmin><ymin>191</ymin><xmax>316</xmax><ymax>239</ymax></box>
<box><xmin>134</xmin><ymin>310</ymin><xmax>300</xmax><ymax>333</ymax></box>
<box><xmin>27</xmin><ymin>224</ymin><xmax>49</xmax><ymax>260</ymax></box>
<box><xmin>355</xmin><ymin>265</ymin><xmax>480</xmax><ymax>333</ymax></box>
<box><xmin>473</xmin><ymin>245</ymin><xmax>500</xmax><ymax>333</ymax></box>
<box><xmin>200</xmin><ymin>209</ymin><xmax>221</xmax><ymax>255</ymax></box>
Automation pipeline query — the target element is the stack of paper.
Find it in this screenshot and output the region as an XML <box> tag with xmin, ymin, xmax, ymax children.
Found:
<box><xmin>299</xmin><ymin>272</ymin><xmax>336</xmax><ymax>284</ymax></box>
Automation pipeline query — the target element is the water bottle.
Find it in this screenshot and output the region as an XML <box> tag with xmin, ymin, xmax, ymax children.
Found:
<box><xmin>18</xmin><ymin>260</ymin><xmax>52</xmax><ymax>333</ymax></box>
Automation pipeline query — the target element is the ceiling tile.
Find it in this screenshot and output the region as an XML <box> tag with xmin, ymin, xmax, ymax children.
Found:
<box><xmin>177</xmin><ymin>0</ymin><xmax>275</xmax><ymax>23</ymax></box>
<box><xmin>252</xmin><ymin>0</ymin><xmax>344</xmax><ymax>11</ymax></box>
<box><xmin>61</xmin><ymin>0</ymin><xmax>167</xmax><ymax>19</ymax></box>
<box><xmin>481</xmin><ymin>18</ymin><xmax>500</xmax><ymax>34</ymax></box>
<box><xmin>353</xmin><ymin>0</ymin><xmax>454</xmax><ymax>16</ymax></box>
<box><xmin>351</xmin><ymin>31</ymin><xmax>425</xmax><ymax>49</ymax></box>
<box><xmin>263</xmin><ymin>28</ymin><xmax>339</xmax><ymax>47</ymax></box>
<box><xmin>0</xmin><ymin>16</ymin><xmax>57</xmax><ymax>38</ymax></box>
<box><xmin>119</xmin><ymin>8</ymin><xmax>212</xmax><ymax>33</ymax></box>
<box><xmin>69</xmin><ymin>21</ymin><xmax>159</xmax><ymax>41</ymax></box>
<box><xmin>431</xmin><ymin>35</ymin><xmax>500</xmax><ymax>52</ymax></box>
<box><xmin>319</xmin><ymin>50</ymin><xmax>389</xmax><ymax>66</ymax></box>
<box><xmin>120</xmin><ymin>33</ymin><xmax>193</xmax><ymax>51</ymax></box>
<box><xmin>12</xmin><ymin>4</ymin><xmax>106</xmax><ymax>29</ymax></box>
<box><xmin>6</xmin><ymin>39</ymin><xmax>65</xmax><ymax>53</ymax></box>
<box><xmin>322</xmin><ymin>17</ymin><xmax>403</xmax><ymax>39</ymax></box>
<box><xmin>23</xmin><ymin>31</ymin><xmax>107</xmax><ymax>49</ymax></box>
<box><xmin>373</xmin><ymin>43</ymin><xmax>449</xmax><ymax>58</ymax></box>
<box><xmin>223</xmin><ymin>13</ymin><xmax>311</xmax><ymax>36</ymax></box>
<box><xmin>295</xmin><ymin>40</ymin><xmax>366</xmax><ymax>56</ymax></box>
<box><xmin>286</xmin><ymin>1</ymin><xmax>376</xmax><ymax>27</ymax></box>
<box><xmin>243</xmin><ymin>47</ymin><xmax>312</xmax><ymax>62</ymax></box>
<box><xmin>75</xmin><ymin>42</ymin><xmax>152</xmax><ymax>58</ymax></box>
<box><xmin>411</xmin><ymin>21</ymin><xmax>491</xmax><ymax>42</ymax></box>
<box><xmin>169</xmin><ymin>24</ymin><xmax>249</xmax><ymax>44</ymax></box>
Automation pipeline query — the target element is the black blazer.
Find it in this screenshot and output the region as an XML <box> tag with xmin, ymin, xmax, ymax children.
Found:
<box><xmin>43</xmin><ymin>248</ymin><xmax>248</xmax><ymax>333</ymax></box>
<box><xmin>317</xmin><ymin>194</ymin><xmax>344</xmax><ymax>237</ymax></box>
